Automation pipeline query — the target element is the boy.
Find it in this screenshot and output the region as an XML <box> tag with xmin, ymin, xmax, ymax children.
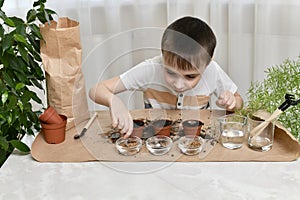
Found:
<box><xmin>89</xmin><ymin>16</ymin><xmax>243</xmax><ymax>138</ymax></box>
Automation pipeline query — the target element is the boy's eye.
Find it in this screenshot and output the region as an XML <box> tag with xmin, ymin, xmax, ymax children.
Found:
<box><xmin>166</xmin><ymin>70</ymin><xmax>176</xmax><ymax>76</ymax></box>
<box><xmin>185</xmin><ymin>75</ymin><xmax>198</xmax><ymax>79</ymax></box>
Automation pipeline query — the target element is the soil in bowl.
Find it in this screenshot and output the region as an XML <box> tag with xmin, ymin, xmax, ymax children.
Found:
<box><xmin>146</xmin><ymin>135</ymin><xmax>173</xmax><ymax>156</ymax></box>
<box><xmin>178</xmin><ymin>136</ymin><xmax>204</xmax><ymax>155</ymax></box>
<box><xmin>116</xmin><ymin>136</ymin><xmax>142</xmax><ymax>156</ymax></box>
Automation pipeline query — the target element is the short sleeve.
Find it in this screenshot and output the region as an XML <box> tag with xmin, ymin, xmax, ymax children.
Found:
<box><xmin>120</xmin><ymin>56</ymin><xmax>163</xmax><ymax>91</ymax></box>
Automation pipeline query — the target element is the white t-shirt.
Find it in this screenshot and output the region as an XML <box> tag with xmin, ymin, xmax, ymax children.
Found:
<box><xmin>120</xmin><ymin>56</ymin><xmax>237</xmax><ymax>110</ymax></box>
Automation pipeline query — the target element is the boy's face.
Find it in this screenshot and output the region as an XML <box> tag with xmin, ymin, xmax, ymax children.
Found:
<box><xmin>163</xmin><ymin>65</ymin><xmax>201</xmax><ymax>93</ymax></box>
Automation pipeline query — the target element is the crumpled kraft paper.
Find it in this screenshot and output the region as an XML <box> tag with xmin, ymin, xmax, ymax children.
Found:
<box><xmin>40</xmin><ymin>17</ymin><xmax>90</xmax><ymax>130</ymax></box>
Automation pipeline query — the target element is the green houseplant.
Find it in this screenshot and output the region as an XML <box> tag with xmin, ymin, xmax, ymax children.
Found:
<box><xmin>0</xmin><ymin>0</ymin><xmax>56</xmax><ymax>166</ymax></box>
<box><xmin>238</xmin><ymin>55</ymin><xmax>300</xmax><ymax>142</ymax></box>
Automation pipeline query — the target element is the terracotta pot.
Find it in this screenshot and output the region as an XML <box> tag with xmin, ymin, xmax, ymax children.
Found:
<box><xmin>39</xmin><ymin>106</ymin><xmax>63</xmax><ymax>124</ymax></box>
<box><xmin>182</xmin><ymin>120</ymin><xmax>204</xmax><ymax>136</ymax></box>
<box><xmin>131</xmin><ymin>119</ymin><xmax>145</xmax><ymax>138</ymax></box>
<box><xmin>153</xmin><ymin>119</ymin><xmax>172</xmax><ymax>137</ymax></box>
<box><xmin>41</xmin><ymin>115</ymin><xmax>67</xmax><ymax>144</ymax></box>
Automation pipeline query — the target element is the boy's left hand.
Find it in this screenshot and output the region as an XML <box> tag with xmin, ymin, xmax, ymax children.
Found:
<box><xmin>217</xmin><ymin>90</ymin><xmax>236</xmax><ymax>110</ymax></box>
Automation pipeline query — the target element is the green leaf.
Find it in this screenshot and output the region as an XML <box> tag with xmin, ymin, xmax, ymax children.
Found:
<box><xmin>15</xmin><ymin>83</ymin><xmax>25</xmax><ymax>90</ymax></box>
<box><xmin>28</xmin><ymin>55</ymin><xmax>43</xmax><ymax>77</ymax></box>
<box><xmin>24</xmin><ymin>40</ymin><xmax>35</xmax><ymax>55</ymax></box>
<box><xmin>26</xmin><ymin>9</ymin><xmax>37</xmax><ymax>23</ymax></box>
<box><xmin>2</xmin><ymin>72</ymin><xmax>14</xmax><ymax>88</ymax></box>
<box><xmin>28</xmin><ymin>110</ymin><xmax>38</xmax><ymax>122</ymax></box>
<box><xmin>5</xmin><ymin>53</ymin><xmax>26</xmax><ymax>74</ymax></box>
<box><xmin>0</xmin><ymin>10</ymin><xmax>6</xmax><ymax>20</ymax></box>
<box><xmin>17</xmin><ymin>100</ymin><xmax>23</xmax><ymax>112</ymax></box>
<box><xmin>0</xmin><ymin>113</ymin><xmax>6</xmax><ymax>121</ymax></box>
<box><xmin>27</xmin><ymin>34</ymin><xmax>40</xmax><ymax>53</ymax></box>
<box><xmin>13</xmin><ymin>71</ymin><xmax>27</xmax><ymax>83</ymax></box>
<box><xmin>15</xmin><ymin>23</ymin><xmax>26</xmax><ymax>36</ymax></box>
<box><xmin>23</xmin><ymin>102</ymin><xmax>32</xmax><ymax>111</ymax></box>
<box><xmin>1</xmin><ymin>91</ymin><xmax>8</xmax><ymax>104</ymax></box>
<box><xmin>30</xmin><ymin>49</ymin><xmax>42</xmax><ymax>62</ymax></box>
<box><xmin>13</xmin><ymin>34</ymin><xmax>27</xmax><ymax>44</ymax></box>
<box><xmin>36</xmin><ymin>11</ymin><xmax>48</xmax><ymax>24</ymax></box>
<box><xmin>28</xmin><ymin>24</ymin><xmax>42</xmax><ymax>39</ymax></box>
<box><xmin>34</xmin><ymin>65</ymin><xmax>44</xmax><ymax>80</ymax></box>
<box><xmin>9</xmin><ymin>16</ymin><xmax>24</xmax><ymax>26</ymax></box>
<box><xmin>27</xmin><ymin>128</ymin><xmax>35</xmax><ymax>136</ymax></box>
<box><xmin>45</xmin><ymin>9</ymin><xmax>57</xmax><ymax>16</ymax></box>
<box><xmin>31</xmin><ymin>92</ymin><xmax>42</xmax><ymax>104</ymax></box>
<box><xmin>19</xmin><ymin>113</ymin><xmax>28</xmax><ymax>127</ymax></box>
<box><xmin>33</xmin><ymin>1</ymin><xmax>39</xmax><ymax>7</ymax></box>
<box><xmin>12</xmin><ymin>109</ymin><xmax>20</xmax><ymax>123</ymax></box>
<box><xmin>38</xmin><ymin>2</ymin><xmax>45</xmax><ymax>11</ymax></box>
<box><xmin>0</xmin><ymin>137</ymin><xmax>9</xmax><ymax>151</ymax></box>
<box><xmin>7</xmin><ymin>113</ymin><xmax>12</xmax><ymax>125</ymax></box>
<box><xmin>0</xmin><ymin>53</ymin><xmax>9</xmax><ymax>67</ymax></box>
<box><xmin>31</xmin><ymin>78</ymin><xmax>44</xmax><ymax>90</ymax></box>
<box><xmin>21</xmin><ymin>90</ymin><xmax>42</xmax><ymax>106</ymax></box>
<box><xmin>4</xmin><ymin>17</ymin><xmax>15</xmax><ymax>27</ymax></box>
<box><xmin>0</xmin><ymin>0</ymin><xmax>4</xmax><ymax>9</ymax></box>
<box><xmin>0</xmin><ymin>25</ymin><xmax>4</xmax><ymax>38</ymax></box>
<box><xmin>17</xmin><ymin>43</ymin><xmax>29</xmax><ymax>64</ymax></box>
<box><xmin>7</xmin><ymin>95</ymin><xmax>17</xmax><ymax>109</ymax></box>
<box><xmin>21</xmin><ymin>90</ymin><xmax>34</xmax><ymax>102</ymax></box>
<box><xmin>2</xmin><ymin>34</ymin><xmax>13</xmax><ymax>54</ymax></box>
<box><xmin>0</xmin><ymin>80</ymin><xmax>5</xmax><ymax>91</ymax></box>
<box><xmin>10</xmin><ymin>140</ymin><xmax>30</xmax><ymax>152</ymax></box>
<box><xmin>44</xmin><ymin>9</ymin><xmax>50</xmax><ymax>24</ymax></box>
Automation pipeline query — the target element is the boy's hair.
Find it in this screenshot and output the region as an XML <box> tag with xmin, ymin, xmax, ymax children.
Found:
<box><xmin>161</xmin><ymin>16</ymin><xmax>216</xmax><ymax>71</ymax></box>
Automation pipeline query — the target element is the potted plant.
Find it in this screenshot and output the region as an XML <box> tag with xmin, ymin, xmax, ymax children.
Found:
<box><xmin>0</xmin><ymin>0</ymin><xmax>56</xmax><ymax>166</ymax></box>
<box><xmin>237</xmin><ymin>55</ymin><xmax>300</xmax><ymax>142</ymax></box>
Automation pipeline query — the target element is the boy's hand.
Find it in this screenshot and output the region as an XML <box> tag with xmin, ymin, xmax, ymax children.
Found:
<box><xmin>110</xmin><ymin>96</ymin><xmax>133</xmax><ymax>139</ymax></box>
<box><xmin>217</xmin><ymin>90</ymin><xmax>236</xmax><ymax>110</ymax></box>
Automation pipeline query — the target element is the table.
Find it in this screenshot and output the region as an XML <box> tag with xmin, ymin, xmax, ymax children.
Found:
<box><xmin>1</xmin><ymin>134</ymin><xmax>300</xmax><ymax>200</ymax></box>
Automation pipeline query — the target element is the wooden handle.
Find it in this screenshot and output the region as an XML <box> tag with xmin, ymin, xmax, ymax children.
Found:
<box><xmin>74</xmin><ymin>112</ymin><xmax>98</xmax><ymax>139</ymax></box>
<box><xmin>250</xmin><ymin>109</ymin><xmax>282</xmax><ymax>138</ymax></box>
<box><xmin>84</xmin><ymin>112</ymin><xmax>98</xmax><ymax>129</ymax></box>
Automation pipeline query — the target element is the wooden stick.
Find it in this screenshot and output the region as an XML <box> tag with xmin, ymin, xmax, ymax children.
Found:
<box><xmin>250</xmin><ymin>109</ymin><xmax>282</xmax><ymax>138</ymax></box>
<box><xmin>74</xmin><ymin>112</ymin><xmax>98</xmax><ymax>139</ymax></box>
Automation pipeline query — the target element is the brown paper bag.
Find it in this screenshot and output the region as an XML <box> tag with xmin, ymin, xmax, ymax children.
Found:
<box><xmin>40</xmin><ymin>17</ymin><xmax>89</xmax><ymax>130</ymax></box>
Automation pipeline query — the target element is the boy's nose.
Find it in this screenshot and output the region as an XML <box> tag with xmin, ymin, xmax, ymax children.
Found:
<box><xmin>174</xmin><ymin>78</ymin><xmax>185</xmax><ymax>90</ymax></box>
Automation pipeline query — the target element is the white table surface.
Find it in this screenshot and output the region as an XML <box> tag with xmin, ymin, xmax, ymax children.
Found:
<box><xmin>1</xmin><ymin>134</ymin><xmax>300</xmax><ymax>200</ymax></box>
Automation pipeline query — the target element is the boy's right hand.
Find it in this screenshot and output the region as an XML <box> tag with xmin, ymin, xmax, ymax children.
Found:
<box><xmin>110</xmin><ymin>96</ymin><xmax>133</xmax><ymax>139</ymax></box>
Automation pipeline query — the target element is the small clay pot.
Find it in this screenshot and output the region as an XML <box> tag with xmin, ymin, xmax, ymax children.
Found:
<box><xmin>39</xmin><ymin>106</ymin><xmax>63</xmax><ymax>124</ymax></box>
<box><xmin>41</xmin><ymin>115</ymin><xmax>67</xmax><ymax>144</ymax></box>
<box><xmin>153</xmin><ymin>119</ymin><xmax>172</xmax><ymax>137</ymax></box>
<box><xmin>182</xmin><ymin>120</ymin><xmax>204</xmax><ymax>136</ymax></box>
<box><xmin>131</xmin><ymin>119</ymin><xmax>145</xmax><ymax>138</ymax></box>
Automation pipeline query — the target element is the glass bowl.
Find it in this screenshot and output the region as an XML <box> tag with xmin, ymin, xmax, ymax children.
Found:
<box><xmin>146</xmin><ymin>135</ymin><xmax>173</xmax><ymax>156</ymax></box>
<box><xmin>178</xmin><ymin>135</ymin><xmax>204</xmax><ymax>155</ymax></box>
<box><xmin>115</xmin><ymin>136</ymin><xmax>142</xmax><ymax>156</ymax></box>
